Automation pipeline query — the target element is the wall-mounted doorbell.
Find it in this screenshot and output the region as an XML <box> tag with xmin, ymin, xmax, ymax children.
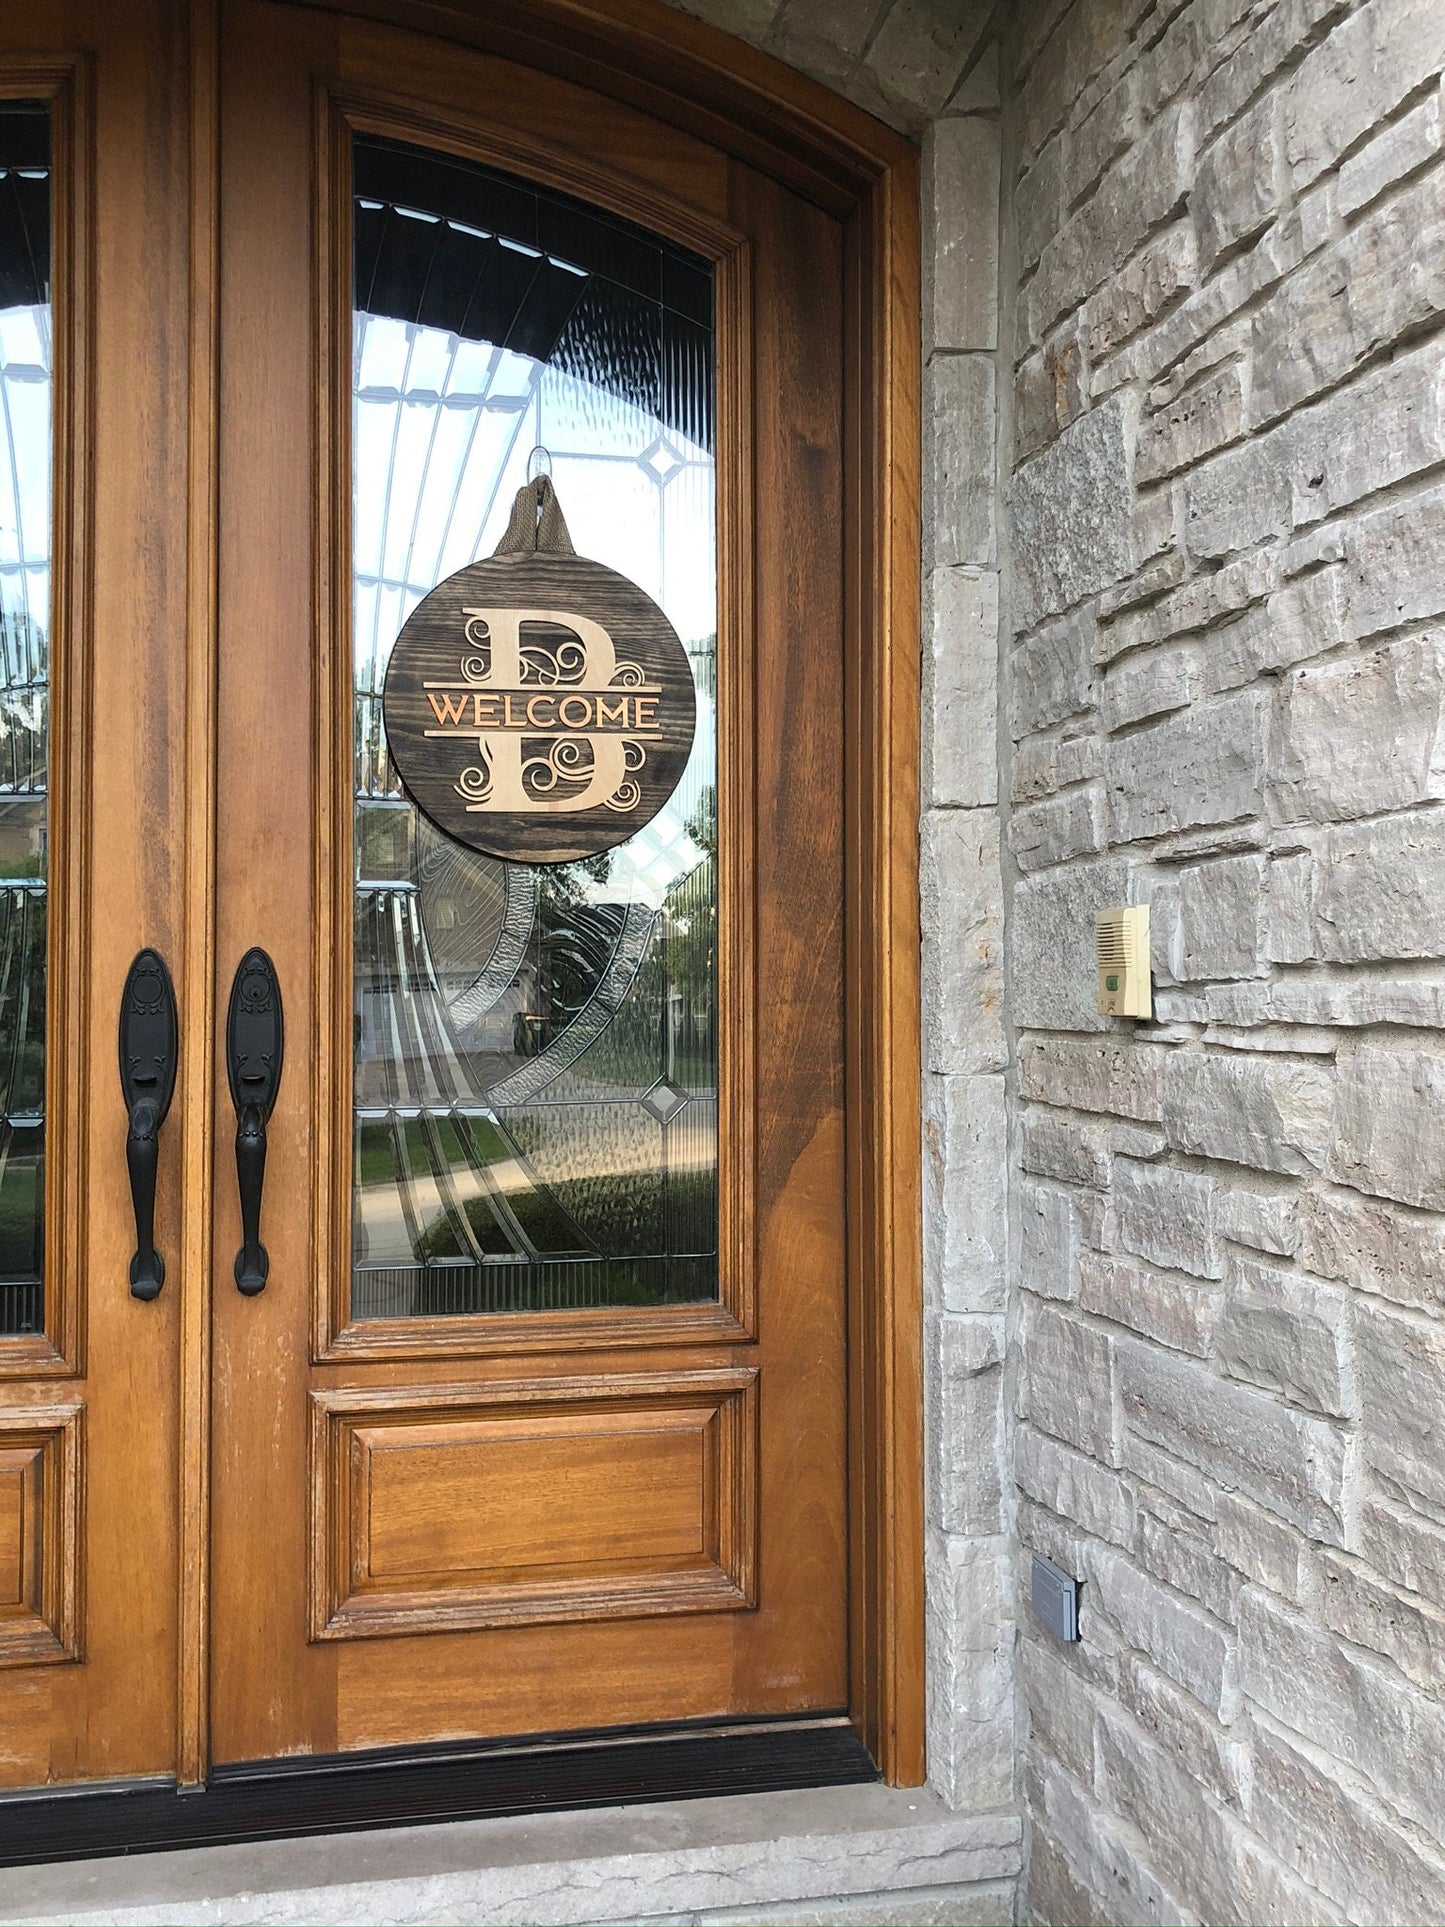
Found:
<box><xmin>1096</xmin><ymin>905</ymin><xmax>1151</xmax><ymax>1020</ymax></box>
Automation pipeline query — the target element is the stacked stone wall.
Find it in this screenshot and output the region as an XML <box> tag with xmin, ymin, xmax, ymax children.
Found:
<box><xmin>1005</xmin><ymin>1</ymin><xmax>1445</xmax><ymax>1919</ymax></box>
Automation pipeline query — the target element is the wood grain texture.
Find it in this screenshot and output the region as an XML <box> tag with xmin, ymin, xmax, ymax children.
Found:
<box><xmin>59</xmin><ymin>0</ymin><xmax>190</xmax><ymax>1788</ymax></box>
<box><xmin>210</xmin><ymin>0</ymin><xmax>342</xmax><ymax>1768</ymax></box>
<box><xmin>723</xmin><ymin>156</ymin><xmax>849</xmax><ymax>1725</ymax></box>
<box><xmin>714</xmin><ymin>232</ymin><xmax>758</xmax><ymax>1353</ymax></box>
<box><xmin>336</xmin><ymin>51</ymin><xmax>735</xmax><ymax>248</ymax></box>
<box><xmin>37</xmin><ymin>55</ymin><xmax>89</xmax><ymax>1387</ymax></box>
<box><xmin>301</xmin><ymin>0</ymin><xmax>912</xmax><ymax>213</ymax></box>
<box><xmin>843</xmin><ymin>150</ymin><xmax>924</xmax><ymax>1787</ymax></box>
<box><xmin>310</xmin><ymin>1370</ymin><xmax>756</xmax><ymax>1638</ymax></box>
<box><xmin>177</xmin><ymin>0</ymin><xmax>221</xmax><ymax>1790</ymax></box>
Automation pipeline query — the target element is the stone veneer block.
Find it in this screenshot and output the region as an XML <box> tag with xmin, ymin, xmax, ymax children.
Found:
<box><xmin>1237</xmin><ymin>1587</ymin><xmax>1445</xmax><ymax>1841</ymax></box>
<box><xmin>1330</xmin><ymin>1042</ymin><xmax>1445</xmax><ymax>1208</ymax></box>
<box><xmin>928</xmin><ymin>353</ymin><xmax>997</xmax><ymax>568</ymax></box>
<box><xmin>1010</xmin><ymin>859</ymin><xmax>1127</xmax><ymax>1032</ymax></box>
<box><xmin>924</xmin><ymin>1073</ymin><xmax>1007</xmax><ymax>1311</ymax></box>
<box><xmin>926</xmin><ymin>1534</ymin><xmax>1016</xmax><ymax>1811</ymax></box>
<box><xmin>1281</xmin><ymin>0</ymin><xmax>1445</xmax><ymax>191</ymax></box>
<box><xmin>859</xmin><ymin>0</ymin><xmax>995</xmax><ymax>128</ymax></box>
<box><xmin>920</xmin><ymin>808</ymin><xmax>1006</xmax><ymax>1073</ymax></box>
<box><xmin>1270</xmin><ymin>634</ymin><xmax>1445</xmax><ymax>825</ymax></box>
<box><xmin>927</xmin><ymin>116</ymin><xmax>1001</xmax><ymax>353</ymax></box>
<box><xmin>1011</xmin><ymin>396</ymin><xmax>1135</xmax><ymax>629</ymax></box>
<box><xmin>925</xmin><ymin>1310</ymin><xmax>1005</xmax><ymax>1534</ymax></box>
<box><xmin>1163</xmin><ymin>1048</ymin><xmax>1333</xmax><ymax>1176</ymax></box>
<box><xmin>927</xmin><ymin>568</ymin><xmax>999</xmax><ymax>807</ymax></box>
<box><xmin>1118</xmin><ymin>1340</ymin><xmax>1349</xmax><ymax>1542</ymax></box>
<box><xmin>1356</xmin><ymin>1298</ymin><xmax>1445</xmax><ymax>1512</ymax></box>
<box><xmin>1314</xmin><ymin>812</ymin><xmax>1445</xmax><ymax>963</ymax></box>
<box><xmin>1019</xmin><ymin>1035</ymin><xmax>1167</xmax><ymax>1121</ymax></box>
<box><xmin>1106</xmin><ymin>690</ymin><xmax>1265</xmax><ymax>843</ymax></box>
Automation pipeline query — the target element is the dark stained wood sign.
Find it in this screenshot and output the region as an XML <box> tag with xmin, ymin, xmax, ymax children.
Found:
<box><xmin>383</xmin><ymin>479</ymin><xmax>697</xmax><ymax>866</ymax></box>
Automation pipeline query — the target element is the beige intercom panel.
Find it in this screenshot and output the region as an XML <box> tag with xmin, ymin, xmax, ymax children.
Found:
<box><xmin>1096</xmin><ymin>906</ymin><xmax>1151</xmax><ymax>1019</ymax></box>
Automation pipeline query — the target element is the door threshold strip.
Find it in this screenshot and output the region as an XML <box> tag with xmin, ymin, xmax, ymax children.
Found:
<box><xmin>0</xmin><ymin>1713</ymin><xmax>877</xmax><ymax>1867</ymax></box>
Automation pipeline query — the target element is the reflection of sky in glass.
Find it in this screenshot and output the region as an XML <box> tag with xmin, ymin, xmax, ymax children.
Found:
<box><xmin>0</xmin><ymin>300</ymin><xmax>50</xmax><ymax>660</ymax></box>
<box><xmin>353</xmin><ymin>311</ymin><xmax>715</xmax><ymax>908</ymax></box>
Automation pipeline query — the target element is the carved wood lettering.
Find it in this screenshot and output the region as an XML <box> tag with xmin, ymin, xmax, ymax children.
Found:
<box><xmin>382</xmin><ymin>552</ymin><xmax>697</xmax><ymax>865</ymax></box>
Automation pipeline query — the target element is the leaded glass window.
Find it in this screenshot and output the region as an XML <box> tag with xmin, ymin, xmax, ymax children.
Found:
<box><xmin>351</xmin><ymin>137</ymin><xmax>717</xmax><ymax>1317</ymax></box>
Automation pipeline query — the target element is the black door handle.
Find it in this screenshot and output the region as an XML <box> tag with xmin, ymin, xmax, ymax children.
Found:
<box><xmin>118</xmin><ymin>949</ymin><xmax>178</xmax><ymax>1301</ymax></box>
<box><xmin>225</xmin><ymin>948</ymin><xmax>284</xmax><ymax>1295</ymax></box>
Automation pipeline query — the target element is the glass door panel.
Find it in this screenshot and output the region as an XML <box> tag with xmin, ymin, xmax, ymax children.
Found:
<box><xmin>0</xmin><ymin>102</ymin><xmax>50</xmax><ymax>1338</ymax></box>
<box><xmin>350</xmin><ymin>137</ymin><xmax>719</xmax><ymax>1319</ymax></box>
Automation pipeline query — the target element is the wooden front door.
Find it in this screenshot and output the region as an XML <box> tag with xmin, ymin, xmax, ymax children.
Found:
<box><xmin>208</xmin><ymin>0</ymin><xmax>850</xmax><ymax>1764</ymax></box>
<box><xmin>0</xmin><ymin>0</ymin><xmax>920</xmax><ymax>1821</ymax></box>
<box><xmin>0</xmin><ymin>4</ymin><xmax>197</xmax><ymax>1790</ymax></box>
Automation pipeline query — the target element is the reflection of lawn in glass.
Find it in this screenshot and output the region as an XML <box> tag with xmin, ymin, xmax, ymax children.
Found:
<box><xmin>668</xmin><ymin>1040</ymin><xmax>714</xmax><ymax>1090</ymax></box>
<box><xmin>413</xmin><ymin>1164</ymin><xmax>717</xmax><ymax>1268</ymax></box>
<box><xmin>0</xmin><ymin>1141</ymin><xmax>42</xmax><ymax>1282</ymax></box>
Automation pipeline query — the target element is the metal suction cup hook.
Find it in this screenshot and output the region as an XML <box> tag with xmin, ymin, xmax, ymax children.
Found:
<box><xmin>118</xmin><ymin>949</ymin><xmax>178</xmax><ymax>1300</ymax></box>
<box><xmin>225</xmin><ymin>947</ymin><xmax>284</xmax><ymax>1295</ymax></box>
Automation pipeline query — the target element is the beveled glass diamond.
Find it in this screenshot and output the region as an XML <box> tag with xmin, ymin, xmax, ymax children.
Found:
<box><xmin>641</xmin><ymin>1077</ymin><xmax>689</xmax><ymax>1125</ymax></box>
<box><xmin>639</xmin><ymin>434</ymin><xmax>686</xmax><ymax>484</ymax></box>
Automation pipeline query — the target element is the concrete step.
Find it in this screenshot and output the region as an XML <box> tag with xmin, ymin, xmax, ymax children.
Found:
<box><xmin>0</xmin><ymin>1784</ymin><xmax>1022</xmax><ymax>1926</ymax></box>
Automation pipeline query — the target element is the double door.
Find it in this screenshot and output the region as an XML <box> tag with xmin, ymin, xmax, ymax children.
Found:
<box><xmin>0</xmin><ymin>0</ymin><xmax>852</xmax><ymax>1798</ymax></box>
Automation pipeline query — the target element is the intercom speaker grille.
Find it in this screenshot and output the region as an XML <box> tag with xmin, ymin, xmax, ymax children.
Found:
<box><xmin>1095</xmin><ymin>905</ymin><xmax>1151</xmax><ymax>1020</ymax></box>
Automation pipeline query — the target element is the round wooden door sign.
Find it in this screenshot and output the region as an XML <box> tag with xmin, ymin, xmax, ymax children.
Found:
<box><xmin>383</xmin><ymin>478</ymin><xmax>697</xmax><ymax>866</ymax></box>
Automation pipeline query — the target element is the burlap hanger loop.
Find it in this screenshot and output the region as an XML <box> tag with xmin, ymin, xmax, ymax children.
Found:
<box><xmin>494</xmin><ymin>474</ymin><xmax>576</xmax><ymax>557</ymax></box>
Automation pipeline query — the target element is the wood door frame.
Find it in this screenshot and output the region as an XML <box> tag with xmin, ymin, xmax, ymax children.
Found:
<box><xmin>312</xmin><ymin>87</ymin><xmax>763</xmax><ymax>1368</ymax></box>
<box><xmin>183</xmin><ymin>0</ymin><xmax>922</xmax><ymax>1788</ymax></box>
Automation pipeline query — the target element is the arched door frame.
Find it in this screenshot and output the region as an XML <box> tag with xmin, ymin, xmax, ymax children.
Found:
<box><xmin>166</xmin><ymin>0</ymin><xmax>920</xmax><ymax>1794</ymax></box>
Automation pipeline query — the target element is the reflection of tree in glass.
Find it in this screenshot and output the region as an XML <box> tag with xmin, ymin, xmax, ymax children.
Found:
<box><xmin>688</xmin><ymin>633</ymin><xmax>716</xmax><ymax>703</ymax></box>
<box><xmin>0</xmin><ymin>611</ymin><xmax>50</xmax><ymax>802</ymax></box>
<box><xmin>686</xmin><ymin>780</ymin><xmax>715</xmax><ymax>860</ymax></box>
<box><xmin>530</xmin><ymin>863</ymin><xmax>628</xmax><ymax>1040</ymax></box>
<box><xmin>0</xmin><ymin>889</ymin><xmax>45</xmax><ymax>1296</ymax></box>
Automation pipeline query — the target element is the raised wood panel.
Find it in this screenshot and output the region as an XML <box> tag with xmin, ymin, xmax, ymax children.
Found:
<box><xmin>0</xmin><ymin>1448</ymin><xmax>39</xmax><ymax>1610</ymax></box>
<box><xmin>0</xmin><ymin>1406</ymin><xmax>80</xmax><ymax>1666</ymax></box>
<box><xmin>311</xmin><ymin>1370</ymin><xmax>756</xmax><ymax>1639</ymax></box>
<box><xmin>363</xmin><ymin>1420</ymin><xmax>707</xmax><ymax>1577</ymax></box>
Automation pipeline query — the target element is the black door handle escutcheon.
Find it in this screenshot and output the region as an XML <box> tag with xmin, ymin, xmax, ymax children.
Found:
<box><xmin>225</xmin><ymin>948</ymin><xmax>284</xmax><ymax>1295</ymax></box>
<box><xmin>119</xmin><ymin>949</ymin><xmax>178</xmax><ymax>1301</ymax></box>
